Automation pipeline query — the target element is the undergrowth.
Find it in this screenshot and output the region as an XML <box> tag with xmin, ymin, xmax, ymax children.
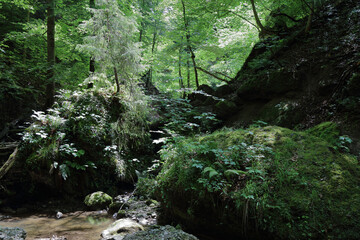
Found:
<box><xmin>19</xmin><ymin>88</ymin><xmax>151</xmax><ymax>195</ymax></box>
<box><xmin>155</xmin><ymin>123</ymin><xmax>360</xmax><ymax>239</ymax></box>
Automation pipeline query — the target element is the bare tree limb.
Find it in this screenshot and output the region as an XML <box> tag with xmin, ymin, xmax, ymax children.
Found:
<box><xmin>215</xmin><ymin>71</ymin><xmax>233</xmax><ymax>80</ymax></box>
<box><xmin>196</xmin><ymin>67</ymin><xmax>230</xmax><ymax>83</ymax></box>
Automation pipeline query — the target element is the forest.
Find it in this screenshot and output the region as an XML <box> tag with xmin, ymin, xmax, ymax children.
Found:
<box><xmin>1</xmin><ymin>0</ymin><xmax>360</xmax><ymax>239</ymax></box>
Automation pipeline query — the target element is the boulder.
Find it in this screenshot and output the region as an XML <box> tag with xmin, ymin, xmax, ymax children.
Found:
<box><xmin>84</xmin><ymin>191</ymin><xmax>113</xmax><ymax>210</ymax></box>
<box><xmin>0</xmin><ymin>226</ymin><xmax>26</xmax><ymax>240</ymax></box>
<box><xmin>214</xmin><ymin>84</ymin><xmax>233</xmax><ymax>97</ymax></box>
<box><xmin>155</xmin><ymin>123</ymin><xmax>360</xmax><ymax>239</ymax></box>
<box><xmin>214</xmin><ymin>100</ymin><xmax>238</xmax><ymax>119</ymax></box>
<box><xmin>101</xmin><ymin>218</ymin><xmax>144</xmax><ymax>240</ymax></box>
<box><xmin>122</xmin><ymin>225</ymin><xmax>198</xmax><ymax>240</ymax></box>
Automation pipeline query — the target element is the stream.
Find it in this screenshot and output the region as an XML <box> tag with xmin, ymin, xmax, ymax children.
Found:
<box><xmin>0</xmin><ymin>211</ymin><xmax>114</xmax><ymax>240</ymax></box>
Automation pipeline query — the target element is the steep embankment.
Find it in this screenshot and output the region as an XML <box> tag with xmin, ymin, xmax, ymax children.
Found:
<box><xmin>192</xmin><ymin>0</ymin><xmax>360</xmax><ymax>134</ymax></box>
<box><xmin>155</xmin><ymin>123</ymin><xmax>360</xmax><ymax>239</ymax></box>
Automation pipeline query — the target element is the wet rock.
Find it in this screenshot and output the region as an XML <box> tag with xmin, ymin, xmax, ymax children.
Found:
<box><xmin>101</xmin><ymin>218</ymin><xmax>144</xmax><ymax>240</ymax></box>
<box><xmin>84</xmin><ymin>191</ymin><xmax>113</xmax><ymax>210</ymax></box>
<box><xmin>138</xmin><ymin>218</ymin><xmax>148</xmax><ymax>225</ymax></box>
<box><xmin>56</xmin><ymin>212</ymin><xmax>63</xmax><ymax>219</ymax></box>
<box><xmin>122</xmin><ymin>225</ymin><xmax>198</xmax><ymax>240</ymax></box>
<box><xmin>0</xmin><ymin>226</ymin><xmax>26</xmax><ymax>240</ymax></box>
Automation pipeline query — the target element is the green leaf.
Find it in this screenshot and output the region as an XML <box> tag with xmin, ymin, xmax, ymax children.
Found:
<box><xmin>203</xmin><ymin>167</ymin><xmax>218</xmax><ymax>178</ymax></box>
<box><xmin>224</xmin><ymin>169</ymin><xmax>247</xmax><ymax>177</ymax></box>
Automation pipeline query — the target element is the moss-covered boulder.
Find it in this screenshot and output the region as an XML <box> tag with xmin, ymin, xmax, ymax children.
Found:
<box><xmin>156</xmin><ymin>123</ymin><xmax>360</xmax><ymax>239</ymax></box>
<box><xmin>84</xmin><ymin>191</ymin><xmax>113</xmax><ymax>210</ymax></box>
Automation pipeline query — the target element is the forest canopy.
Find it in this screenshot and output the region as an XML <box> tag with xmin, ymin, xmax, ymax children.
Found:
<box><xmin>0</xmin><ymin>0</ymin><xmax>324</xmax><ymax>101</ymax></box>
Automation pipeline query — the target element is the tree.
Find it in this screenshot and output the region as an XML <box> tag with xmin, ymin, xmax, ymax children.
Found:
<box><xmin>45</xmin><ymin>0</ymin><xmax>55</xmax><ymax>109</ymax></box>
<box><xmin>181</xmin><ymin>0</ymin><xmax>199</xmax><ymax>89</ymax></box>
<box><xmin>78</xmin><ymin>0</ymin><xmax>143</xmax><ymax>93</ymax></box>
<box><xmin>89</xmin><ymin>0</ymin><xmax>95</xmax><ymax>73</ymax></box>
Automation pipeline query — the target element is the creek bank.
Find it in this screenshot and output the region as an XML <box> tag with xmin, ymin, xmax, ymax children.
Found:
<box><xmin>0</xmin><ymin>190</ymin><xmax>163</xmax><ymax>240</ymax></box>
<box><xmin>154</xmin><ymin>123</ymin><xmax>360</xmax><ymax>239</ymax></box>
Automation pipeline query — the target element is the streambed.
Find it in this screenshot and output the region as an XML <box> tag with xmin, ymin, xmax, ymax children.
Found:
<box><xmin>0</xmin><ymin>211</ymin><xmax>114</xmax><ymax>240</ymax></box>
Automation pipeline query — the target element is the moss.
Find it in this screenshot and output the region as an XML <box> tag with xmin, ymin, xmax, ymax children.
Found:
<box><xmin>117</xmin><ymin>209</ymin><xmax>126</xmax><ymax>218</ymax></box>
<box><xmin>156</xmin><ymin>123</ymin><xmax>360</xmax><ymax>239</ymax></box>
<box><xmin>306</xmin><ymin>122</ymin><xmax>340</xmax><ymax>145</ymax></box>
<box><xmin>84</xmin><ymin>191</ymin><xmax>113</xmax><ymax>210</ymax></box>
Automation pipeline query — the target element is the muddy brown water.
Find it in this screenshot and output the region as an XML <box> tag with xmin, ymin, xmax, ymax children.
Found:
<box><xmin>0</xmin><ymin>211</ymin><xmax>114</xmax><ymax>240</ymax></box>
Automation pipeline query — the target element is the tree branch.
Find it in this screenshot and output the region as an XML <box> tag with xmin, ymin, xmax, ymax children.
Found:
<box><xmin>215</xmin><ymin>71</ymin><xmax>232</xmax><ymax>80</ymax></box>
<box><xmin>227</xmin><ymin>10</ymin><xmax>259</xmax><ymax>30</ymax></box>
<box><xmin>271</xmin><ymin>12</ymin><xmax>301</xmax><ymax>22</ymax></box>
<box><xmin>196</xmin><ymin>67</ymin><xmax>230</xmax><ymax>83</ymax></box>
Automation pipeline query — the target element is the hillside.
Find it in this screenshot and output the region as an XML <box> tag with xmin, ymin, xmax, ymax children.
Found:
<box><xmin>192</xmin><ymin>0</ymin><xmax>360</xmax><ymax>138</ymax></box>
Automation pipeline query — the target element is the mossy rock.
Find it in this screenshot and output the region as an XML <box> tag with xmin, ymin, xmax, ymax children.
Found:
<box><xmin>237</xmin><ymin>71</ymin><xmax>300</xmax><ymax>100</ymax></box>
<box><xmin>214</xmin><ymin>100</ymin><xmax>238</xmax><ymax>119</ymax></box>
<box><xmin>84</xmin><ymin>191</ymin><xmax>113</xmax><ymax>210</ymax></box>
<box><xmin>156</xmin><ymin>123</ymin><xmax>360</xmax><ymax>239</ymax></box>
<box><xmin>306</xmin><ymin>122</ymin><xmax>340</xmax><ymax>145</ymax></box>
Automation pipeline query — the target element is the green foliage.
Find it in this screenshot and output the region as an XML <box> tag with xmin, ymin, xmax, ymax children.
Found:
<box><xmin>156</xmin><ymin>123</ymin><xmax>360</xmax><ymax>239</ymax></box>
<box><xmin>20</xmin><ymin>88</ymin><xmax>151</xmax><ymax>192</ymax></box>
<box><xmin>77</xmin><ymin>0</ymin><xmax>143</xmax><ymax>89</ymax></box>
<box><xmin>135</xmin><ymin>177</ymin><xmax>157</xmax><ymax>199</ymax></box>
<box><xmin>150</xmin><ymin>95</ymin><xmax>220</xmax><ymax>136</ymax></box>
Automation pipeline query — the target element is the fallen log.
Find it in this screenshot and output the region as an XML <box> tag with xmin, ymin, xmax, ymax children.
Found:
<box><xmin>0</xmin><ymin>147</ymin><xmax>18</xmax><ymax>180</ymax></box>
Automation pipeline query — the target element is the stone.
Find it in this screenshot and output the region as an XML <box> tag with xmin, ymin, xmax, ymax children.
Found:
<box><xmin>0</xmin><ymin>226</ymin><xmax>26</xmax><ymax>240</ymax></box>
<box><xmin>122</xmin><ymin>225</ymin><xmax>198</xmax><ymax>240</ymax></box>
<box><xmin>84</xmin><ymin>191</ymin><xmax>113</xmax><ymax>210</ymax></box>
<box><xmin>56</xmin><ymin>212</ymin><xmax>63</xmax><ymax>219</ymax></box>
<box><xmin>101</xmin><ymin>218</ymin><xmax>144</xmax><ymax>240</ymax></box>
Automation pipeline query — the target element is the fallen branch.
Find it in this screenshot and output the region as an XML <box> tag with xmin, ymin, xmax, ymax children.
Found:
<box><xmin>0</xmin><ymin>142</ymin><xmax>19</xmax><ymax>151</ymax></box>
<box><xmin>196</xmin><ymin>67</ymin><xmax>230</xmax><ymax>83</ymax></box>
<box><xmin>0</xmin><ymin>147</ymin><xmax>18</xmax><ymax>180</ymax></box>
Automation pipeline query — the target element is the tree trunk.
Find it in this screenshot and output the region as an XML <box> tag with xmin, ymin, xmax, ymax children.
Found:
<box><xmin>181</xmin><ymin>0</ymin><xmax>199</xmax><ymax>88</ymax></box>
<box><xmin>250</xmin><ymin>0</ymin><xmax>268</xmax><ymax>34</ymax></box>
<box><xmin>89</xmin><ymin>0</ymin><xmax>95</xmax><ymax>73</ymax></box>
<box><xmin>45</xmin><ymin>0</ymin><xmax>55</xmax><ymax>109</ymax></box>
<box><xmin>114</xmin><ymin>67</ymin><xmax>120</xmax><ymax>93</ymax></box>
<box><xmin>187</xmin><ymin>59</ymin><xmax>191</xmax><ymax>88</ymax></box>
<box><xmin>305</xmin><ymin>0</ymin><xmax>314</xmax><ymax>33</ymax></box>
<box><xmin>179</xmin><ymin>48</ymin><xmax>184</xmax><ymax>90</ymax></box>
<box><xmin>89</xmin><ymin>57</ymin><xmax>95</xmax><ymax>73</ymax></box>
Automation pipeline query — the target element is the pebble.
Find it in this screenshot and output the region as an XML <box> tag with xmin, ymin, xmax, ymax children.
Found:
<box><xmin>56</xmin><ymin>212</ymin><xmax>63</xmax><ymax>219</ymax></box>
